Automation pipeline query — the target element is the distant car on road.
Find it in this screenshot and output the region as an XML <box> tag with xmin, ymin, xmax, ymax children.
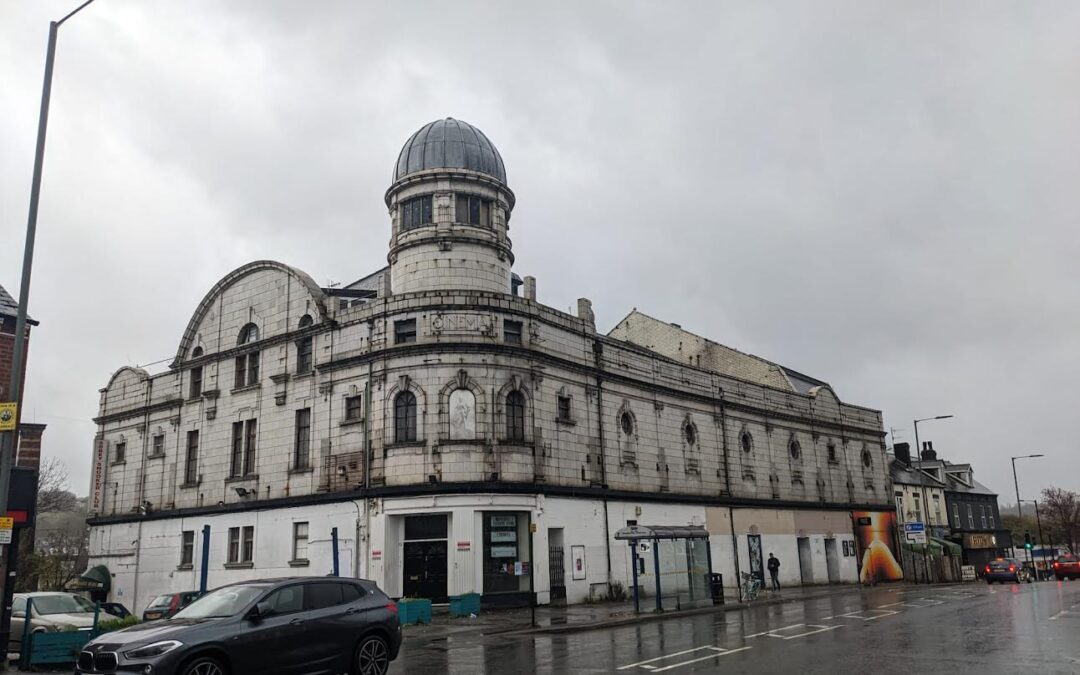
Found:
<box><xmin>142</xmin><ymin>591</ymin><xmax>201</xmax><ymax>621</ymax></box>
<box><xmin>984</xmin><ymin>557</ymin><xmax>1032</xmax><ymax>584</ymax></box>
<box><xmin>1053</xmin><ymin>553</ymin><xmax>1080</xmax><ymax>580</ymax></box>
<box><xmin>9</xmin><ymin>592</ymin><xmax>97</xmax><ymax>651</ymax></box>
<box><xmin>76</xmin><ymin>577</ymin><xmax>401</xmax><ymax>675</ymax></box>
<box><xmin>100</xmin><ymin>602</ymin><xmax>132</xmax><ymax>619</ymax></box>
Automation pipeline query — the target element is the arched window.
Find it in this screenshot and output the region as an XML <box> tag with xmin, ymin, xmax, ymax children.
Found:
<box><xmin>862</xmin><ymin>448</ymin><xmax>873</xmax><ymax>468</ymax></box>
<box><xmin>235</xmin><ymin>324</ymin><xmax>260</xmax><ymax>388</ymax></box>
<box><xmin>506</xmin><ymin>390</ymin><xmax>526</xmax><ymax>441</ymax></box>
<box><xmin>789</xmin><ymin>439</ymin><xmax>801</xmax><ymax>460</ymax></box>
<box><xmin>395</xmin><ymin>391</ymin><xmax>417</xmax><ymax>443</ymax></box>
<box><xmin>296</xmin><ymin>315</ymin><xmax>314</xmax><ymax>375</ymax></box>
<box><xmin>189</xmin><ymin>347</ymin><xmax>204</xmax><ymax>399</ymax></box>
<box><xmin>740</xmin><ymin>431</ymin><xmax>753</xmax><ymax>453</ymax></box>
<box><xmin>684</xmin><ymin>422</ymin><xmax>697</xmax><ymax>446</ymax></box>
<box><xmin>620</xmin><ymin>411</ymin><xmax>634</xmax><ymax>436</ymax></box>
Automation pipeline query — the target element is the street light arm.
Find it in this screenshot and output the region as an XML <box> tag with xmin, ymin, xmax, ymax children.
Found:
<box><xmin>57</xmin><ymin>0</ymin><xmax>99</xmax><ymax>26</ymax></box>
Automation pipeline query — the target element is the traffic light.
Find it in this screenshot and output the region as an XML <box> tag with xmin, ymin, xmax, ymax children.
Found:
<box><xmin>1024</xmin><ymin>531</ymin><xmax>1033</xmax><ymax>550</ymax></box>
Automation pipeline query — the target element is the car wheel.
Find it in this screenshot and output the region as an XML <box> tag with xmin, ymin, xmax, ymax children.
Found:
<box><xmin>180</xmin><ymin>656</ymin><xmax>227</xmax><ymax>675</ymax></box>
<box><xmin>354</xmin><ymin>635</ymin><xmax>390</xmax><ymax>675</ymax></box>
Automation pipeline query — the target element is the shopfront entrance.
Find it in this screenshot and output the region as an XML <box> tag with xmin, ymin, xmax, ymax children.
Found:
<box><xmin>403</xmin><ymin>514</ymin><xmax>448</xmax><ymax>602</ymax></box>
<box><xmin>482</xmin><ymin>512</ymin><xmax>532</xmax><ymax>607</ymax></box>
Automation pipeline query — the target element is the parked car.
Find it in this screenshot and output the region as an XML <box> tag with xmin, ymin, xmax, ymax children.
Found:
<box><xmin>9</xmin><ymin>592</ymin><xmax>98</xmax><ymax>651</ymax></box>
<box><xmin>76</xmin><ymin>577</ymin><xmax>401</xmax><ymax>675</ymax></box>
<box><xmin>100</xmin><ymin>602</ymin><xmax>132</xmax><ymax>619</ymax></box>
<box><xmin>142</xmin><ymin>591</ymin><xmax>201</xmax><ymax>621</ymax></box>
<box><xmin>984</xmin><ymin>557</ymin><xmax>1032</xmax><ymax>584</ymax></box>
<box><xmin>1053</xmin><ymin>553</ymin><xmax>1080</xmax><ymax>580</ymax></box>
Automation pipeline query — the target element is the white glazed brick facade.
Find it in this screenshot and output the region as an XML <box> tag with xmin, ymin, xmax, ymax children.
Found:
<box><xmin>88</xmin><ymin>123</ymin><xmax>890</xmax><ymax>609</ymax></box>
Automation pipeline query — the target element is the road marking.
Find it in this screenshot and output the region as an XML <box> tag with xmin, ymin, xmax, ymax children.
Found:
<box><xmin>768</xmin><ymin>624</ymin><xmax>840</xmax><ymax>640</ymax></box>
<box><xmin>837</xmin><ymin>608</ymin><xmax>899</xmax><ymax>621</ymax></box>
<box><xmin>618</xmin><ymin>646</ymin><xmax>752</xmax><ymax>672</ymax></box>
<box><xmin>746</xmin><ymin>623</ymin><xmax>804</xmax><ymax>638</ymax></box>
<box><xmin>1049</xmin><ymin>610</ymin><xmax>1068</xmax><ymax>621</ymax></box>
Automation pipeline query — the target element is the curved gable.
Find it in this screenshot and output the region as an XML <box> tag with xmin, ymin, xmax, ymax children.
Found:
<box><xmin>172</xmin><ymin>260</ymin><xmax>328</xmax><ymax>367</ymax></box>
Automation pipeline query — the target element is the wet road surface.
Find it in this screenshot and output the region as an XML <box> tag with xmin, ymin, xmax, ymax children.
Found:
<box><xmin>391</xmin><ymin>581</ymin><xmax>1080</xmax><ymax>674</ymax></box>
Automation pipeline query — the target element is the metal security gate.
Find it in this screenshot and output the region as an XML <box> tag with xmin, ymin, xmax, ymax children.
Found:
<box><xmin>549</xmin><ymin>545</ymin><xmax>566</xmax><ymax>601</ymax></box>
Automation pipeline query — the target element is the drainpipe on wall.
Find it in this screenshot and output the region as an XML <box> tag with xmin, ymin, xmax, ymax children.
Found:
<box><xmin>592</xmin><ymin>339</ymin><xmax>613</xmax><ymax>588</ymax></box>
<box><xmin>729</xmin><ymin>507</ymin><xmax>743</xmax><ymax>603</ymax></box>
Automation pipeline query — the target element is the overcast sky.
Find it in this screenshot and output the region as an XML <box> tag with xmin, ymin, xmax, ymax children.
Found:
<box><xmin>3</xmin><ymin>1</ymin><xmax>1078</xmax><ymax>504</ymax></box>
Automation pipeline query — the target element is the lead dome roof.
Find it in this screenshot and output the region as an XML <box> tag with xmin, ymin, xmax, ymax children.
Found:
<box><xmin>393</xmin><ymin>118</ymin><xmax>507</xmax><ymax>185</ymax></box>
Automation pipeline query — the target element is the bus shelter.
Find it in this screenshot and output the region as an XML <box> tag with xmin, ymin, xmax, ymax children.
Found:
<box><xmin>615</xmin><ymin>525</ymin><xmax>713</xmax><ymax>613</ymax></box>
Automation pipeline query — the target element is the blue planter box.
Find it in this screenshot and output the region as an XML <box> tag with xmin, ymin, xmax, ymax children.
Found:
<box><xmin>398</xmin><ymin>599</ymin><xmax>432</xmax><ymax>625</ymax></box>
<box><xmin>449</xmin><ymin>593</ymin><xmax>481</xmax><ymax>618</ymax></box>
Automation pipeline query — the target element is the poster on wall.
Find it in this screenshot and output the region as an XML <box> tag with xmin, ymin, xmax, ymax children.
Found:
<box><xmin>571</xmin><ymin>545</ymin><xmax>586</xmax><ymax>580</ymax></box>
<box><xmin>852</xmin><ymin>511</ymin><xmax>904</xmax><ymax>582</ymax></box>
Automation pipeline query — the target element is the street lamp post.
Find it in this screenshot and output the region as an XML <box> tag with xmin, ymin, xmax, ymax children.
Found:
<box><xmin>912</xmin><ymin>415</ymin><xmax>953</xmax><ymax>582</ymax></box>
<box><xmin>1011</xmin><ymin>454</ymin><xmax>1044</xmax><ymax>577</ymax></box>
<box><xmin>1026</xmin><ymin>500</ymin><xmax>1048</xmax><ymax>580</ymax></box>
<box><xmin>0</xmin><ymin>1</ymin><xmax>99</xmax><ymax>665</ymax></box>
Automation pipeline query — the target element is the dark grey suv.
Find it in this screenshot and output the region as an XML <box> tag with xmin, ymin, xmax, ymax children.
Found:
<box><xmin>75</xmin><ymin>577</ymin><xmax>401</xmax><ymax>675</ymax></box>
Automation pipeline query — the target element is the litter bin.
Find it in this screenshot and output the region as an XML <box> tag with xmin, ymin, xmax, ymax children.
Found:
<box><xmin>709</xmin><ymin>573</ymin><xmax>724</xmax><ymax>605</ymax></box>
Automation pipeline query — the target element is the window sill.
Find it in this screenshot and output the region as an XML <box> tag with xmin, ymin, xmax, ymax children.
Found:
<box><xmin>340</xmin><ymin>417</ymin><xmax>365</xmax><ymax>427</ymax></box>
<box><xmin>289</xmin><ymin>467</ymin><xmax>314</xmax><ymax>476</ymax></box>
<box><xmin>293</xmin><ymin>371</ymin><xmax>314</xmax><ymax>380</ymax></box>
<box><xmin>147</xmin><ymin>453</ymin><xmax>166</xmax><ymax>461</ymax></box>
<box><xmin>555</xmin><ymin>417</ymin><xmax>576</xmax><ymax>426</ymax></box>
<box><xmin>288</xmin><ymin>559</ymin><xmax>310</xmax><ymax>568</ymax></box>
<box><xmin>176</xmin><ymin>564</ymin><xmax>193</xmax><ymax>571</ymax></box>
<box><xmin>497</xmin><ymin>440</ymin><xmax>533</xmax><ymax>448</ymax></box>
<box><xmin>179</xmin><ymin>482</ymin><xmax>201</xmax><ymax>490</ymax></box>
<box><xmin>231</xmin><ymin>383</ymin><xmax>261</xmax><ymax>394</ymax></box>
<box><xmin>385</xmin><ymin>441</ymin><xmax>426</xmax><ymax>450</ymax></box>
<box><xmin>110</xmin><ymin>460</ymin><xmax>127</xmax><ymax>467</ymax></box>
<box><xmin>224</xmin><ymin>562</ymin><xmax>254</xmax><ymax>569</ymax></box>
<box><xmin>225</xmin><ymin>474</ymin><xmax>259</xmax><ymax>484</ymax></box>
<box><xmin>186</xmin><ymin>396</ymin><xmax>203</xmax><ymax>404</ymax></box>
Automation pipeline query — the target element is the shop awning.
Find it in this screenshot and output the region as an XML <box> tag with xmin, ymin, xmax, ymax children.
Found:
<box><xmin>76</xmin><ymin>565</ymin><xmax>111</xmax><ymax>593</ymax></box>
<box><xmin>933</xmin><ymin>537</ymin><xmax>963</xmax><ymax>555</ymax></box>
<box><xmin>614</xmin><ymin>525</ymin><xmax>710</xmax><ymax>541</ymax></box>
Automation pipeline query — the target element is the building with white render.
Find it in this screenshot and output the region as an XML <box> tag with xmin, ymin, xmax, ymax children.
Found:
<box><xmin>87</xmin><ymin>118</ymin><xmax>898</xmax><ymax>613</ymax></box>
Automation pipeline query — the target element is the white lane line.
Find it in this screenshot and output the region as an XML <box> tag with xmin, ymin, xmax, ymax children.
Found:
<box><xmin>819</xmin><ymin>615</ymin><xmax>834</xmax><ymax>620</ymax></box>
<box><xmin>648</xmin><ymin>647</ymin><xmax>753</xmax><ymax>672</ymax></box>
<box><xmin>746</xmin><ymin>623</ymin><xmax>804</xmax><ymax>638</ymax></box>
<box><xmin>1049</xmin><ymin>610</ymin><xmax>1067</xmax><ymax>621</ymax></box>
<box><xmin>837</xmin><ymin>608</ymin><xmax>899</xmax><ymax>621</ymax></box>
<box><xmin>775</xmin><ymin>625</ymin><xmax>841</xmax><ymax>640</ymax></box>
<box><xmin>876</xmin><ymin>602</ymin><xmax>904</xmax><ymax>608</ymax></box>
<box><xmin>617</xmin><ymin>647</ymin><xmax>717</xmax><ymax>670</ymax></box>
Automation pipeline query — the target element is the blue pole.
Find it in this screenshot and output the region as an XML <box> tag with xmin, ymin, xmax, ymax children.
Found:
<box><xmin>704</xmin><ymin>536</ymin><xmax>714</xmax><ymax>604</ymax></box>
<box><xmin>199</xmin><ymin>525</ymin><xmax>210</xmax><ymax>594</ymax></box>
<box><xmin>630</xmin><ymin>542</ymin><xmax>640</xmax><ymax>614</ymax></box>
<box><xmin>653</xmin><ymin>538</ymin><xmax>662</xmax><ymax>613</ymax></box>
<box><xmin>331</xmin><ymin>527</ymin><xmax>340</xmax><ymax>577</ymax></box>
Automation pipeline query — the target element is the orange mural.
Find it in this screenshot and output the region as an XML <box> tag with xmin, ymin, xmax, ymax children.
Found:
<box><xmin>852</xmin><ymin>511</ymin><xmax>904</xmax><ymax>582</ymax></box>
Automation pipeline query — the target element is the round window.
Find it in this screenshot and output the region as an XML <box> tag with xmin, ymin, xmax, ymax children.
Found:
<box><xmin>684</xmin><ymin>424</ymin><xmax>696</xmax><ymax>446</ymax></box>
<box><xmin>789</xmin><ymin>440</ymin><xmax>801</xmax><ymax>460</ymax></box>
<box><xmin>862</xmin><ymin>449</ymin><xmax>873</xmax><ymax>468</ymax></box>
<box><xmin>620</xmin><ymin>412</ymin><xmax>634</xmax><ymax>436</ymax></box>
<box><xmin>740</xmin><ymin>432</ymin><xmax>752</xmax><ymax>453</ymax></box>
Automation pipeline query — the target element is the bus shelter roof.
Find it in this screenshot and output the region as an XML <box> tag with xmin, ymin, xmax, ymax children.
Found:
<box><xmin>614</xmin><ymin>525</ymin><xmax>710</xmax><ymax>541</ymax></box>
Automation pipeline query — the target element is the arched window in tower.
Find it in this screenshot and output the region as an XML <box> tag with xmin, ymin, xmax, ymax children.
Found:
<box><xmin>506</xmin><ymin>390</ymin><xmax>526</xmax><ymax>441</ymax></box>
<box><xmin>401</xmin><ymin>195</ymin><xmax>433</xmax><ymax>230</ymax></box>
<box><xmin>296</xmin><ymin>315</ymin><xmax>314</xmax><ymax>375</ymax></box>
<box><xmin>395</xmin><ymin>391</ymin><xmax>417</xmax><ymax>443</ymax></box>
<box><xmin>235</xmin><ymin>323</ymin><xmax>260</xmax><ymax>388</ymax></box>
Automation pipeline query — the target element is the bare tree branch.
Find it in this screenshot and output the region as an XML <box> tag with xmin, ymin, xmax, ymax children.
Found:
<box><xmin>37</xmin><ymin>456</ymin><xmax>77</xmax><ymax>513</ymax></box>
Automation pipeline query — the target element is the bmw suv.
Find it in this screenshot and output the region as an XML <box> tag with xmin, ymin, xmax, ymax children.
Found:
<box><xmin>75</xmin><ymin>577</ymin><xmax>401</xmax><ymax>675</ymax></box>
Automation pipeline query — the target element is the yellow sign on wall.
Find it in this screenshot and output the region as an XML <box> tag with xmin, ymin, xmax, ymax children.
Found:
<box><xmin>0</xmin><ymin>403</ymin><xmax>16</xmax><ymax>431</ymax></box>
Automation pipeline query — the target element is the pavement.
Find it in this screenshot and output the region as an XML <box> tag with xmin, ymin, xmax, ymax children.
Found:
<box><xmin>392</xmin><ymin>580</ymin><xmax>1080</xmax><ymax>673</ymax></box>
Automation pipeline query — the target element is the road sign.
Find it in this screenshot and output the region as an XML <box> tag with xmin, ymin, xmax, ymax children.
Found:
<box><xmin>904</xmin><ymin>522</ymin><xmax>927</xmax><ymax>544</ymax></box>
<box><xmin>0</xmin><ymin>403</ymin><xmax>16</xmax><ymax>431</ymax></box>
<box><xmin>0</xmin><ymin>516</ymin><xmax>13</xmax><ymax>544</ymax></box>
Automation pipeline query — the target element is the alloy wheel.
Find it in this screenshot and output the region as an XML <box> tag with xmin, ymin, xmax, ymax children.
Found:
<box><xmin>357</xmin><ymin>637</ymin><xmax>389</xmax><ymax>675</ymax></box>
<box><xmin>187</xmin><ymin>660</ymin><xmax>224</xmax><ymax>675</ymax></box>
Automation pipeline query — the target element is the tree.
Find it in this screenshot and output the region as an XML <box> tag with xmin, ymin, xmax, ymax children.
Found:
<box><xmin>1040</xmin><ymin>487</ymin><xmax>1080</xmax><ymax>554</ymax></box>
<box><xmin>36</xmin><ymin>456</ymin><xmax>77</xmax><ymax>513</ymax></box>
<box><xmin>1001</xmin><ymin>513</ymin><xmax>1038</xmax><ymax>547</ymax></box>
<box><xmin>21</xmin><ymin>510</ymin><xmax>88</xmax><ymax>592</ymax></box>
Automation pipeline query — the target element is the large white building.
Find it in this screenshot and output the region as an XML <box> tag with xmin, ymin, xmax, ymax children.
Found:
<box><xmin>87</xmin><ymin>118</ymin><xmax>897</xmax><ymax>613</ymax></box>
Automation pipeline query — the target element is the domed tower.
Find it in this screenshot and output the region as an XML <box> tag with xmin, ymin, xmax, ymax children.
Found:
<box><xmin>386</xmin><ymin>118</ymin><xmax>516</xmax><ymax>295</ymax></box>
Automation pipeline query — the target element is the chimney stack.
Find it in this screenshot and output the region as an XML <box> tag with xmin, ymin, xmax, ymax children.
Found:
<box><xmin>524</xmin><ymin>276</ymin><xmax>536</xmax><ymax>302</ymax></box>
<box><xmin>577</xmin><ymin>298</ymin><xmax>595</xmax><ymax>330</ymax></box>
<box><xmin>894</xmin><ymin>442</ymin><xmax>911</xmax><ymax>466</ymax></box>
<box><xmin>920</xmin><ymin>441</ymin><xmax>937</xmax><ymax>461</ymax></box>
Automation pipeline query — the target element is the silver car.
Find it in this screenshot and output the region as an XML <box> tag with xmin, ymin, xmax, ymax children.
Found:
<box><xmin>9</xmin><ymin>592</ymin><xmax>98</xmax><ymax>651</ymax></box>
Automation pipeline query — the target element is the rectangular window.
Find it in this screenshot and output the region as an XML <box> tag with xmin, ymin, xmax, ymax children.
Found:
<box><xmin>228</xmin><ymin>527</ymin><xmax>240</xmax><ymax>563</ymax></box>
<box><xmin>953</xmin><ymin>503</ymin><xmax>960</xmax><ymax>528</ymax></box>
<box><xmin>296</xmin><ymin>337</ymin><xmax>313</xmax><ymax>375</ymax></box>
<box><xmin>557</xmin><ymin>395</ymin><xmax>572</xmax><ymax>421</ymax></box>
<box><xmin>989</xmin><ymin>510</ymin><xmax>995</xmax><ymax>528</ymax></box>
<box><xmin>980</xmin><ymin>505</ymin><xmax>987</xmax><ymax>528</ymax></box>
<box><xmin>114</xmin><ymin>442</ymin><xmax>126</xmax><ymax>464</ymax></box>
<box><xmin>190</xmin><ymin>366</ymin><xmax>203</xmax><ymax>399</ymax></box>
<box><xmin>235</xmin><ymin>353</ymin><xmax>259</xmax><ymax>388</ymax></box>
<box><xmin>401</xmin><ymin>195</ymin><xmax>433</xmax><ymax>230</ymax></box>
<box><xmin>242</xmin><ymin>526</ymin><xmax>254</xmax><ymax>563</ymax></box>
<box><xmin>394</xmin><ymin>319</ymin><xmax>416</xmax><ymax>344</ymax></box>
<box><xmin>234</xmin><ymin>355</ymin><xmax>246</xmax><ymax>389</ymax></box>
<box><xmin>967</xmin><ymin>504</ymin><xmax>974</xmax><ymax>528</ymax></box>
<box><xmin>503</xmin><ymin>320</ymin><xmax>523</xmax><ymax>345</ymax></box>
<box><xmin>152</xmin><ymin>434</ymin><xmax>164</xmax><ymax>457</ymax></box>
<box><xmin>294</xmin><ymin>408</ymin><xmax>311</xmax><ymax>470</ymax></box>
<box><xmin>184</xmin><ymin>431</ymin><xmax>199</xmax><ymax>484</ymax></box>
<box><xmin>456</xmin><ymin>194</ymin><xmax>490</xmax><ymax>226</ymax></box>
<box><xmin>345</xmin><ymin>395</ymin><xmax>363</xmax><ymax>421</ymax></box>
<box><xmin>180</xmin><ymin>531</ymin><xmax>194</xmax><ymax>566</ymax></box>
<box><xmin>231</xmin><ymin>422</ymin><xmax>244</xmax><ymax>477</ymax></box>
<box><xmin>244</xmin><ymin>419</ymin><xmax>256</xmax><ymax>475</ymax></box>
<box><xmin>293</xmin><ymin>522</ymin><xmax>309</xmax><ymax>561</ymax></box>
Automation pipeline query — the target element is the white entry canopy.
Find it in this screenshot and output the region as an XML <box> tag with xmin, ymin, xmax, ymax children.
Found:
<box><xmin>614</xmin><ymin>525</ymin><xmax>710</xmax><ymax>541</ymax></box>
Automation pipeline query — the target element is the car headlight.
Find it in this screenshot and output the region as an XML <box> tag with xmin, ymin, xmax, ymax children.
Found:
<box><xmin>123</xmin><ymin>640</ymin><xmax>183</xmax><ymax>659</ymax></box>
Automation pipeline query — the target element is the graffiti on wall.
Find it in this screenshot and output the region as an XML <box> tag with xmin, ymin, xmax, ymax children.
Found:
<box><xmin>852</xmin><ymin>511</ymin><xmax>904</xmax><ymax>582</ymax></box>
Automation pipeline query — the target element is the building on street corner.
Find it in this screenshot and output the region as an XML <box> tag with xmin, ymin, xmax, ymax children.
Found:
<box><xmin>85</xmin><ymin>118</ymin><xmax>898</xmax><ymax>614</ymax></box>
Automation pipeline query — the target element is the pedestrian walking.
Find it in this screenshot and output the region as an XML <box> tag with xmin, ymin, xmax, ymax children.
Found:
<box><xmin>767</xmin><ymin>553</ymin><xmax>781</xmax><ymax>591</ymax></box>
